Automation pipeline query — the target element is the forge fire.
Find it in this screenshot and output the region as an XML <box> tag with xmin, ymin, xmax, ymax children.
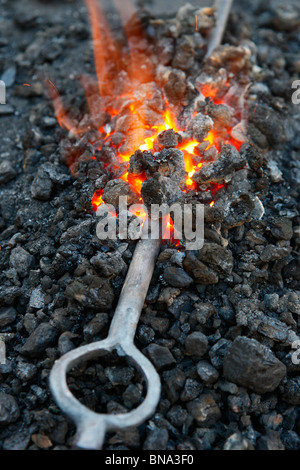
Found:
<box><xmin>0</xmin><ymin>0</ymin><xmax>300</xmax><ymax>453</ymax></box>
<box><xmin>49</xmin><ymin>0</ymin><xmax>249</xmax><ymax>235</ymax></box>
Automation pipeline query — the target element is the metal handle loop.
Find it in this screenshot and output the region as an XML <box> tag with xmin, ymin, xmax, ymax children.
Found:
<box><xmin>49</xmin><ymin>339</ymin><xmax>161</xmax><ymax>450</ymax></box>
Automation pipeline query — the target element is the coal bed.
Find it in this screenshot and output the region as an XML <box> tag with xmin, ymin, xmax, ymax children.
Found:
<box><xmin>0</xmin><ymin>0</ymin><xmax>299</xmax><ymax>451</ymax></box>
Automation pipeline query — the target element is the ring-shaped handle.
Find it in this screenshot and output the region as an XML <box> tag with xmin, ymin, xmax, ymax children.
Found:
<box><xmin>49</xmin><ymin>338</ymin><xmax>161</xmax><ymax>450</ymax></box>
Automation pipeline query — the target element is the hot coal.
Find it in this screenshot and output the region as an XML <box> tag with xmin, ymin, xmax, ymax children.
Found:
<box><xmin>156</xmin><ymin>129</ymin><xmax>182</xmax><ymax>149</ymax></box>
<box><xmin>141</xmin><ymin>173</ymin><xmax>183</xmax><ymax>208</ymax></box>
<box><xmin>193</xmin><ymin>144</ymin><xmax>247</xmax><ymax>185</ymax></box>
<box><xmin>187</xmin><ymin>113</ymin><xmax>213</xmax><ymax>141</ymax></box>
<box><xmin>102</xmin><ymin>179</ymin><xmax>140</xmax><ymax>207</ymax></box>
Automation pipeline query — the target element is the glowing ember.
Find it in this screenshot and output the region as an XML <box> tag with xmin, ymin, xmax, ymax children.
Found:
<box><xmin>91</xmin><ymin>189</ymin><xmax>104</xmax><ymax>211</ymax></box>
<box><xmin>163</xmin><ymin>214</ymin><xmax>181</xmax><ymax>247</ymax></box>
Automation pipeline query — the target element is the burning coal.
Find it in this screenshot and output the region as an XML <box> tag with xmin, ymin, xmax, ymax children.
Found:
<box><xmin>48</xmin><ymin>0</ymin><xmax>251</xmax><ymax>247</ymax></box>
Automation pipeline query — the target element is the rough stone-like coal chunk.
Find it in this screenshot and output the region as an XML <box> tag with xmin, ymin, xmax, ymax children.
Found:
<box><xmin>247</xmin><ymin>123</ymin><xmax>269</xmax><ymax>149</ymax></box>
<box><xmin>29</xmin><ymin>286</ymin><xmax>45</xmax><ymax>309</ymax></box>
<box><xmin>65</xmin><ymin>275</ymin><xmax>114</xmax><ymax>311</ymax></box>
<box><xmin>154</xmin><ymin>148</ymin><xmax>186</xmax><ymax>183</ymax></box>
<box><xmin>110</xmin><ymin>131</ymin><xmax>125</xmax><ymax>147</ymax></box>
<box><xmin>129</xmin><ymin>150</ymin><xmax>153</xmax><ymax>175</ymax></box>
<box><xmin>187</xmin><ymin>113</ymin><xmax>213</xmax><ymax>142</ymax></box>
<box><xmin>180</xmin><ymin>378</ymin><xmax>201</xmax><ymax>402</ymax></box>
<box><xmin>183</xmin><ymin>252</ymin><xmax>219</xmax><ymax>285</ymax></box>
<box><xmin>102</xmin><ymin>179</ymin><xmax>140</xmax><ymax>207</ymax></box>
<box><xmin>118</xmin><ymin>129</ymin><xmax>146</xmax><ymax>155</ymax></box>
<box><xmin>167</xmin><ymin>405</ymin><xmax>188</xmax><ymax>428</ymax></box>
<box><xmin>239</xmin><ymin>143</ymin><xmax>264</xmax><ymax>171</ymax></box>
<box><xmin>137</xmin><ymin>324</ymin><xmax>155</xmax><ymax>345</ymax></box>
<box><xmin>9</xmin><ymin>246</ymin><xmax>35</xmax><ymax>278</ymax></box>
<box><xmin>257</xmin><ymin>317</ymin><xmax>289</xmax><ymax>343</ymax></box>
<box><xmin>145</xmin><ymin>343</ymin><xmax>176</xmax><ymax>370</ymax></box>
<box><xmin>206</xmin><ymin>102</ymin><xmax>233</xmax><ymax>128</ymax></box>
<box><xmin>163</xmin><ymin>266</ymin><xmax>193</xmax><ymax>288</ymax></box>
<box><xmin>186</xmin><ymin>394</ymin><xmax>221</xmax><ymax>427</ymax></box>
<box><xmin>0</xmin><ymin>393</ymin><xmax>20</xmax><ymax>425</ymax></box>
<box><xmin>267</xmin><ymin>4</ymin><xmax>300</xmax><ymax>31</ymax></box>
<box><xmin>31</xmin><ymin>162</ymin><xmax>69</xmax><ymax>201</ymax></box>
<box><xmin>0</xmin><ymin>286</ymin><xmax>21</xmax><ymax>306</ymax></box>
<box><xmin>228</xmin><ymin>391</ymin><xmax>251</xmax><ymax>415</ymax></box>
<box><xmin>133</xmin><ymin>82</ymin><xmax>165</xmax><ymax>113</ymax></box>
<box><xmin>270</xmin><ymin>218</ymin><xmax>293</xmax><ymax>241</ymax></box>
<box><xmin>137</xmin><ymin>105</ymin><xmax>165</xmax><ymax>128</ymax></box>
<box><xmin>90</xmin><ymin>251</ymin><xmax>126</xmax><ymax>278</ymax></box>
<box><xmin>197</xmin><ymin>243</ymin><xmax>233</xmax><ymax>277</ymax></box>
<box><xmin>196</xmin><ymin>360</ymin><xmax>219</xmax><ymax>386</ymax></box>
<box><xmin>202</xmin><ymin>146</ymin><xmax>218</xmax><ymax>162</ymax></box>
<box><xmin>230</xmin><ymin>122</ymin><xmax>247</xmax><ymax>144</ymax></box>
<box><xmin>122</xmin><ymin>384</ymin><xmax>143</xmax><ymax>409</ymax></box>
<box><xmin>105</xmin><ymin>366</ymin><xmax>135</xmax><ymax>387</ymax></box>
<box><xmin>172</xmin><ymin>35</ymin><xmax>195</xmax><ymax>71</ymax></box>
<box><xmin>58</xmin><ymin>332</ymin><xmax>76</xmax><ymax>356</ymax></box>
<box><xmin>20</xmin><ymin>322</ymin><xmax>58</xmax><ymax>358</ymax></box>
<box><xmin>222</xmin><ymin>193</ymin><xmax>256</xmax><ymax>229</ymax></box>
<box><xmin>223</xmin><ymin>336</ymin><xmax>287</xmax><ymax>394</ymax></box>
<box><xmin>60</xmin><ymin>219</ymin><xmax>93</xmax><ymax>244</ymax></box>
<box><xmin>40</xmin><ymin>162</ymin><xmax>70</xmax><ymax>185</ymax></box>
<box><xmin>143</xmin><ymin>428</ymin><xmax>169</xmax><ymax>451</ymax></box>
<box><xmin>250</xmin><ymin>103</ymin><xmax>288</xmax><ymax>146</ymax></box>
<box><xmin>162</xmin><ymin>368</ymin><xmax>186</xmax><ymax>403</ymax></box>
<box><xmin>176</xmin><ymin>5</ymin><xmax>215</xmax><ymax>35</ymax></box>
<box><xmin>164</xmin><ymin>70</ymin><xmax>186</xmax><ymax>104</ymax></box>
<box><xmin>223</xmin><ymin>433</ymin><xmax>254</xmax><ymax>451</ymax></box>
<box><xmin>193</xmin><ymin>302</ymin><xmax>217</xmax><ymax>326</ymax></box>
<box><xmin>31</xmin><ymin>167</ymin><xmax>53</xmax><ymax>201</ymax></box>
<box><xmin>185</xmin><ymin>332</ymin><xmax>208</xmax><ymax>357</ymax></box>
<box><xmin>155</xmin><ymin>36</ymin><xmax>174</xmax><ymax>66</ymax></box>
<box><xmin>0</xmin><ymin>160</ymin><xmax>17</xmax><ymax>185</ymax></box>
<box><xmin>115</xmin><ymin>114</ymin><xmax>142</xmax><ymax>134</ymax></box>
<box><xmin>142</xmin><ymin>315</ymin><xmax>169</xmax><ymax>335</ymax></box>
<box><xmin>206</xmin><ymin>45</ymin><xmax>251</xmax><ymax>74</ymax></box>
<box><xmin>0</xmin><ymin>307</ymin><xmax>17</xmax><ymax>327</ymax></box>
<box><xmin>83</xmin><ymin>313</ymin><xmax>109</xmax><ymax>340</ymax></box>
<box><xmin>209</xmin><ymin>339</ymin><xmax>232</xmax><ymax>369</ymax></box>
<box><xmin>280</xmin><ymin>377</ymin><xmax>300</xmax><ymax>405</ymax></box>
<box><xmin>283</xmin><ymin>254</ymin><xmax>300</xmax><ymax>281</ymax></box>
<box><xmin>156</xmin><ymin>129</ymin><xmax>182</xmax><ymax>149</ymax></box>
<box><xmin>260</xmin><ymin>244</ymin><xmax>292</xmax><ymax>263</ymax></box>
<box><xmin>15</xmin><ymin>362</ymin><xmax>38</xmax><ymax>383</ymax></box>
<box><xmin>141</xmin><ymin>173</ymin><xmax>183</xmax><ymax>208</ymax></box>
<box><xmin>194</xmin><ymin>7</ymin><xmax>215</xmax><ymax>34</ymax></box>
<box><xmin>193</xmin><ymin>145</ymin><xmax>246</xmax><ymax>185</ymax></box>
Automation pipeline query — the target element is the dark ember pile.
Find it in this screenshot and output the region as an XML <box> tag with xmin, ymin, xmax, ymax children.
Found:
<box><xmin>0</xmin><ymin>0</ymin><xmax>299</xmax><ymax>451</ymax></box>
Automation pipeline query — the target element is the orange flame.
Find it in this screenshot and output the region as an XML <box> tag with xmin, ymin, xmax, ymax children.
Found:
<box><xmin>91</xmin><ymin>189</ymin><xmax>104</xmax><ymax>211</ymax></box>
<box><xmin>85</xmin><ymin>0</ymin><xmax>120</xmax><ymax>97</ymax></box>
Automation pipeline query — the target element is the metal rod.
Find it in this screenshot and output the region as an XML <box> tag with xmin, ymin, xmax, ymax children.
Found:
<box><xmin>109</xmin><ymin>233</ymin><xmax>161</xmax><ymax>343</ymax></box>
<box><xmin>205</xmin><ymin>0</ymin><xmax>234</xmax><ymax>59</ymax></box>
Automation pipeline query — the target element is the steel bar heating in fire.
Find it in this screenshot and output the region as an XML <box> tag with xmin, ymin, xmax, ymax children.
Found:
<box><xmin>206</xmin><ymin>0</ymin><xmax>234</xmax><ymax>58</ymax></box>
<box><xmin>49</xmin><ymin>0</ymin><xmax>235</xmax><ymax>450</ymax></box>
